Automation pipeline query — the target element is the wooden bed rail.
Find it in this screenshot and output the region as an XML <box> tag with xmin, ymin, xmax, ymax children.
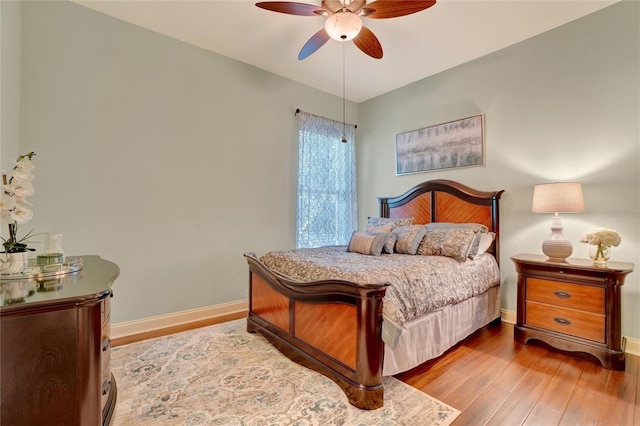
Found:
<box><xmin>244</xmin><ymin>253</ymin><xmax>390</xmax><ymax>409</ymax></box>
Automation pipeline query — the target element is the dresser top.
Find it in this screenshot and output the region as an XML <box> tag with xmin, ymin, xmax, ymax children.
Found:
<box><xmin>511</xmin><ymin>253</ymin><xmax>634</xmax><ymax>273</ymax></box>
<box><xmin>1</xmin><ymin>255</ymin><xmax>119</xmax><ymax>313</ymax></box>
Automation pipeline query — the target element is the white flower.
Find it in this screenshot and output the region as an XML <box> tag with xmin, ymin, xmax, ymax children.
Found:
<box><xmin>15</xmin><ymin>158</ymin><xmax>35</xmax><ymax>169</ymax></box>
<box><xmin>580</xmin><ymin>227</ymin><xmax>621</xmax><ymax>247</ymax></box>
<box><xmin>11</xmin><ymin>166</ymin><xmax>35</xmax><ymax>181</ymax></box>
<box><xmin>10</xmin><ymin>199</ymin><xmax>33</xmax><ymax>224</ymax></box>
<box><xmin>0</xmin><ymin>191</ymin><xmax>16</xmax><ymax>211</ymax></box>
<box><xmin>1</xmin><ymin>151</ymin><xmax>36</xmax><ymax>253</ymax></box>
<box><xmin>0</xmin><ymin>209</ymin><xmax>12</xmax><ymax>222</ymax></box>
<box><xmin>6</xmin><ymin>180</ymin><xmax>35</xmax><ymax>197</ymax></box>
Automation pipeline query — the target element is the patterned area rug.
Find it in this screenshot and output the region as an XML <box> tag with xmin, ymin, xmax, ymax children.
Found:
<box><xmin>111</xmin><ymin>319</ymin><xmax>460</xmax><ymax>425</ymax></box>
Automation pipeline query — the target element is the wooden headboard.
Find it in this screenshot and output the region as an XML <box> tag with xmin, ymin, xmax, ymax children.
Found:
<box><xmin>378</xmin><ymin>179</ymin><xmax>504</xmax><ymax>261</ymax></box>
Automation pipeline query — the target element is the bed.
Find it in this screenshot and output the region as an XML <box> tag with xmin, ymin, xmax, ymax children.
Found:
<box><xmin>244</xmin><ymin>179</ymin><xmax>504</xmax><ymax>409</ymax></box>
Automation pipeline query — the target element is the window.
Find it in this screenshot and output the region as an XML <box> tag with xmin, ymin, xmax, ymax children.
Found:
<box><xmin>296</xmin><ymin>111</ymin><xmax>357</xmax><ymax>248</ymax></box>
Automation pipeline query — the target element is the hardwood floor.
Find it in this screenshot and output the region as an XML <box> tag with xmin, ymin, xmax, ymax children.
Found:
<box><xmin>395</xmin><ymin>321</ymin><xmax>640</xmax><ymax>426</ymax></box>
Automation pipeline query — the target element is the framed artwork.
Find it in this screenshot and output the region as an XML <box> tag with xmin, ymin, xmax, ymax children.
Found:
<box><xmin>396</xmin><ymin>114</ymin><xmax>484</xmax><ymax>175</ymax></box>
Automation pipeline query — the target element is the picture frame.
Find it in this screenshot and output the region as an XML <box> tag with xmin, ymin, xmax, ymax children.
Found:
<box><xmin>396</xmin><ymin>114</ymin><xmax>485</xmax><ymax>175</ymax></box>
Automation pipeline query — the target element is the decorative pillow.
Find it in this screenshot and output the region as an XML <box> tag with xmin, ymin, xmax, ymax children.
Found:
<box><xmin>425</xmin><ymin>222</ymin><xmax>489</xmax><ymax>234</ymax></box>
<box><xmin>417</xmin><ymin>228</ymin><xmax>478</xmax><ymax>261</ymax></box>
<box><xmin>366</xmin><ymin>217</ymin><xmax>414</xmax><ymax>230</ymax></box>
<box><xmin>347</xmin><ymin>231</ymin><xmax>387</xmax><ymax>256</ymax></box>
<box><xmin>471</xmin><ymin>232</ymin><xmax>496</xmax><ymax>258</ymax></box>
<box><xmin>393</xmin><ymin>225</ymin><xmax>427</xmax><ymax>255</ymax></box>
<box><xmin>364</xmin><ymin>222</ymin><xmax>395</xmax><ymax>234</ymax></box>
<box><xmin>382</xmin><ymin>232</ymin><xmax>398</xmax><ymax>254</ymax></box>
<box><xmin>366</xmin><ymin>217</ymin><xmax>414</xmax><ymax>253</ymax></box>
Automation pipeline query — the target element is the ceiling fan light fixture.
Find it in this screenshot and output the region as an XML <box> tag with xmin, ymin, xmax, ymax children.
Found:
<box><xmin>324</xmin><ymin>11</ymin><xmax>362</xmax><ymax>41</ymax></box>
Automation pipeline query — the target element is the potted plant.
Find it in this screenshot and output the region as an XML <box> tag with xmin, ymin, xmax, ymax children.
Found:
<box><xmin>1</xmin><ymin>152</ymin><xmax>37</xmax><ymax>274</ymax></box>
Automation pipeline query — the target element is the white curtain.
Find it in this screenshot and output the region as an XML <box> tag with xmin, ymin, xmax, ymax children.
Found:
<box><xmin>296</xmin><ymin>111</ymin><xmax>357</xmax><ymax>248</ymax></box>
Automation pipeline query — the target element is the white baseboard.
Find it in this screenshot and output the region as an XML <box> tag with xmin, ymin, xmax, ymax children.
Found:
<box><xmin>501</xmin><ymin>309</ymin><xmax>516</xmax><ymax>324</ymax></box>
<box><xmin>111</xmin><ymin>300</ymin><xmax>248</xmax><ymax>340</ymax></box>
<box><xmin>113</xmin><ymin>304</ymin><xmax>640</xmax><ymax>357</ymax></box>
<box><xmin>501</xmin><ymin>309</ymin><xmax>640</xmax><ymax>357</ymax></box>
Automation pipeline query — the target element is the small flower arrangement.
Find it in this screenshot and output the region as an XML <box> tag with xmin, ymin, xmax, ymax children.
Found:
<box><xmin>1</xmin><ymin>152</ymin><xmax>37</xmax><ymax>253</ymax></box>
<box><xmin>580</xmin><ymin>227</ymin><xmax>622</xmax><ymax>247</ymax></box>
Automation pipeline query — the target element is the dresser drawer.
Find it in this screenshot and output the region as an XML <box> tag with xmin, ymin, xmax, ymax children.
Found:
<box><xmin>101</xmin><ymin>296</ymin><xmax>111</xmax><ymax>326</ymax></box>
<box><xmin>101</xmin><ymin>319</ymin><xmax>112</xmax><ymax>412</ymax></box>
<box><xmin>526</xmin><ymin>277</ymin><xmax>604</xmax><ymax>313</ymax></box>
<box><xmin>526</xmin><ymin>300</ymin><xmax>605</xmax><ymax>343</ymax></box>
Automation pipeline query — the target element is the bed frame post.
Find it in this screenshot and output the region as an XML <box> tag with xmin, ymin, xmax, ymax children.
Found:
<box><xmin>352</xmin><ymin>290</ymin><xmax>385</xmax><ymax>408</ymax></box>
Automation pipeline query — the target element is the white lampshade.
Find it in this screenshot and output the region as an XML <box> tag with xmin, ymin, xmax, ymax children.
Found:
<box><xmin>532</xmin><ymin>182</ymin><xmax>585</xmax><ymax>213</ymax></box>
<box><xmin>532</xmin><ymin>182</ymin><xmax>585</xmax><ymax>262</ymax></box>
<box><xmin>324</xmin><ymin>11</ymin><xmax>363</xmax><ymax>41</ymax></box>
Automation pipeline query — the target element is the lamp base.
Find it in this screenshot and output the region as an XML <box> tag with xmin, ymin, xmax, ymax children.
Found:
<box><xmin>542</xmin><ymin>239</ymin><xmax>573</xmax><ymax>262</ymax></box>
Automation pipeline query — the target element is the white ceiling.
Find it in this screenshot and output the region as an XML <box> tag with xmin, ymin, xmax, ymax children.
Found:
<box><xmin>73</xmin><ymin>0</ymin><xmax>618</xmax><ymax>103</ymax></box>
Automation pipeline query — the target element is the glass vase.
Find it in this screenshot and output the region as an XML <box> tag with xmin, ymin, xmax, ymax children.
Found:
<box><xmin>43</xmin><ymin>233</ymin><xmax>64</xmax><ymax>262</ymax></box>
<box><xmin>589</xmin><ymin>244</ymin><xmax>611</xmax><ymax>267</ymax></box>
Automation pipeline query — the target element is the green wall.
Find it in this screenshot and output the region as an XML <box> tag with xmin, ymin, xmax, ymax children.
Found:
<box><xmin>358</xmin><ymin>1</ymin><xmax>639</xmax><ymax>339</ymax></box>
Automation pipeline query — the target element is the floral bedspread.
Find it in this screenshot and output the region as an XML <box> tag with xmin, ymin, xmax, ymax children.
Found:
<box><xmin>259</xmin><ymin>246</ymin><xmax>500</xmax><ymax>330</ymax></box>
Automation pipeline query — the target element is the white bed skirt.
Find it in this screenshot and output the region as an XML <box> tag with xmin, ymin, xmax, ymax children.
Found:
<box><xmin>382</xmin><ymin>286</ymin><xmax>502</xmax><ymax>376</ymax></box>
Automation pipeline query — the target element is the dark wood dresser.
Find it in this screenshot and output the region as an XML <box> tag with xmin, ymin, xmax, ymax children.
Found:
<box><xmin>0</xmin><ymin>255</ymin><xmax>119</xmax><ymax>425</ymax></box>
<box><xmin>511</xmin><ymin>253</ymin><xmax>634</xmax><ymax>370</ymax></box>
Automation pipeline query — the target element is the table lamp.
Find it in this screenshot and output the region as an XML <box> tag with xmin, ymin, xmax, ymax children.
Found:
<box><xmin>532</xmin><ymin>182</ymin><xmax>585</xmax><ymax>261</ymax></box>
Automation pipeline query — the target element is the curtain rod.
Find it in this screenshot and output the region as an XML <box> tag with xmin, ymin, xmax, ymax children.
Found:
<box><xmin>295</xmin><ymin>108</ymin><xmax>357</xmax><ymax>129</ymax></box>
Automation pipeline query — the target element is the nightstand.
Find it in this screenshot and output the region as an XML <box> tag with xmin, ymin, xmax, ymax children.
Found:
<box><xmin>511</xmin><ymin>253</ymin><xmax>634</xmax><ymax>370</ymax></box>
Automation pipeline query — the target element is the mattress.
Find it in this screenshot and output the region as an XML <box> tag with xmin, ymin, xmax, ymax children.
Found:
<box><xmin>259</xmin><ymin>246</ymin><xmax>500</xmax><ymax>347</ymax></box>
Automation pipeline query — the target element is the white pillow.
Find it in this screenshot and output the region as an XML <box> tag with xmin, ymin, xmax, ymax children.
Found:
<box><xmin>471</xmin><ymin>232</ymin><xmax>495</xmax><ymax>258</ymax></box>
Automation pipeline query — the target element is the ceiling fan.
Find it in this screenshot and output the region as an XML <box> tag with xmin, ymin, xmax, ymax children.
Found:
<box><xmin>256</xmin><ymin>0</ymin><xmax>437</xmax><ymax>60</ymax></box>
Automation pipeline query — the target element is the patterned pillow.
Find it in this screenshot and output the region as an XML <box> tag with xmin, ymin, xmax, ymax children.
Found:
<box><xmin>366</xmin><ymin>217</ymin><xmax>413</xmax><ymax>253</ymax></box>
<box><xmin>347</xmin><ymin>231</ymin><xmax>387</xmax><ymax>256</ymax></box>
<box><xmin>382</xmin><ymin>232</ymin><xmax>398</xmax><ymax>254</ymax></box>
<box><xmin>417</xmin><ymin>228</ymin><xmax>478</xmax><ymax>261</ymax></box>
<box><xmin>365</xmin><ymin>222</ymin><xmax>395</xmax><ymax>234</ymax></box>
<box><xmin>366</xmin><ymin>217</ymin><xmax>414</xmax><ymax>230</ymax></box>
<box><xmin>393</xmin><ymin>225</ymin><xmax>427</xmax><ymax>255</ymax></box>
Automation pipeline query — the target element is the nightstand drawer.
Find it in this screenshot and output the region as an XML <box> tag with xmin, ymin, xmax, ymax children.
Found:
<box><xmin>526</xmin><ymin>277</ymin><xmax>604</xmax><ymax>313</ymax></box>
<box><xmin>526</xmin><ymin>300</ymin><xmax>605</xmax><ymax>343</ymax></box>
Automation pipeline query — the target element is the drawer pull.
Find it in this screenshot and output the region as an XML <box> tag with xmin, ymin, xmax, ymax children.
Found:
<box><xmin>102</xmin><ymin>337</ymin><xmax>111</xmax><ymax>352</ymax></box>
<box><xmin>553</xmin><ymin>291</ymin><xmax>571</xmax><ymax>299</ymax></box>
<box><xmin>102</xmin><ymin>379</ymin><xmax>111</xmax><ymax>396</ymax></box>
<box><xmin>553</xmin><ymin>317</ymin><xmax>571</xmax><ymax>326</ymax></box>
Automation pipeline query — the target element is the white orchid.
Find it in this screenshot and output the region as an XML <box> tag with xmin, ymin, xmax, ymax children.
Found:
<box><xmin>6</xmin><ymin>180</ymin><xmax>35</xmax><ymax>197</ymax></box>
<box><xmin>1</xmin><ymin>152</ymin><xmax>37</xmax><ymax>253</ymax></box>
<box><xmin>11</xmin><ymin>199</ymin><xmax>34</xmax><ymax>224</ymax></box>
<box><xmin>0</xmin><ymin>191</ymin><xmax>16</xmax><ymax>212</ymax></box>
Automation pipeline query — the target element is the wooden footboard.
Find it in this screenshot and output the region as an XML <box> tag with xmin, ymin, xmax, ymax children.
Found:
<box><xmin>244</xmin><ymin>253</ymin><xmax>389</xmax><ymax>410</ymax></box>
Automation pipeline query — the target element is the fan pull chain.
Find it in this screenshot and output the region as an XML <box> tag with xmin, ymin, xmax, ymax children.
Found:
<box><xmin>341</xmin><ymin>41</ymin><xmax>347</xmax><ymax>143</ymax></box>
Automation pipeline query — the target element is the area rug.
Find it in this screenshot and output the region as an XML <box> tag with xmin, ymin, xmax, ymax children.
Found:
<box><xmin>111</xmin><ymin>319</ymin><xmax>460</xmax><ymax>425</ymax></box>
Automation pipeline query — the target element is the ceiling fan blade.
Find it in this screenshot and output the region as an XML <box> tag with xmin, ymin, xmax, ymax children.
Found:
<box><xmin>322</xmin><ymin>0</ymin><xmax>344</xmax><ymax>13</ymax></box>
<box><xmin>256</xmin><ymin>2</ymin><xmax>323</xmax><ymax>16</ymax></box>
<box><xmin>346</xmin><ymin>0</ymin><xmax>367</xmax><ymax>13</ymax></box>
<box><xmin>353</xmin><ymin>26</ymin><xmax>383</xmax><ymax>59</ymax></box>
<box><xmin>365</xmin><ymin>0</ymin><xmax>436</xmax><ymax>19</ymax></box>
<box><xmin>298</xmin><ymin>29</ymin><xmax>331</xmax><ymax>60</ymax></box>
